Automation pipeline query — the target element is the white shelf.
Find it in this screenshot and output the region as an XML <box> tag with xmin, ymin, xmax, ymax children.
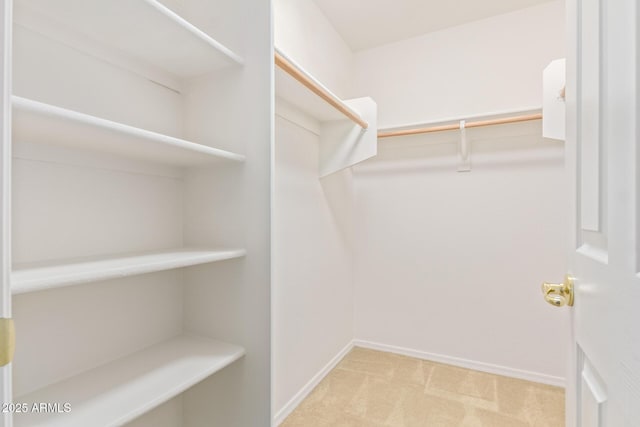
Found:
<box><xmin>274</xmin><ymin>49</ymin><xmax>378</xmax><ymax>177</ymax></box>
<box><xmin>275</xmin><ymin>53</ymin><xmax>350</xmax><ymax>123</ymax></box>
<box><xmin>12</xmin><ymin>248</ymin><xmax>246</xmax><ymax>295</ymax></box>
<box><xmin>14</xmin><ymin>335</ymin><xmax>245</xmax><ymax>427</ymax></box>
<box><xmin>13</xmin><ymin>97</ymin><xmax>245</xmax><ymax>166</ymax></box>
<box><xmin>19</xmin><ymin>0</ymin><xmax>243</xmax><ymax>77</ymax></box>
<box><xmin>275</xmin><ymin>77</ymin><xmax>379</xmax><ymax>177</ymax></box>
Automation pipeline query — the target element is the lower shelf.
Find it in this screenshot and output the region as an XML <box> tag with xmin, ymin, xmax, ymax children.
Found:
<box><xmin>12</xmin><ymin>248</ymin><xmax>246</xmax><ymax>294</ymax></box>
<box><xmin>14</xmin><ymin>335</ymin><xmax>245</xmax><ymax>427</ymax></box>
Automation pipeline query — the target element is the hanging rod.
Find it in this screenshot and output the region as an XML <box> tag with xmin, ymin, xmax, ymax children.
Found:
<box><xmin>377</xmin><ymin>113</ymin><xmax>542</xmax><ymax>139</ymax></box>
<box><xmin>274</xmin><ymin>50</ymin><xmax>369</xmax><ymax>129</ymax></box>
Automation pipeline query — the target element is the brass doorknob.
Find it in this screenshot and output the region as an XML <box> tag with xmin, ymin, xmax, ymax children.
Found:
<box><xmin>541</xmin><ymin>275</ymin><xmax>574</xmax><ymax>307</ymax></box>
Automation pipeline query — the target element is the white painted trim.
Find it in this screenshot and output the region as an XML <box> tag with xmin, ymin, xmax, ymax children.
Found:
<box><xmin>353</xmin><ymin>339</ymin><xmax>566</xmax><ymax>388</ymax></box>
<box><xmin>273</xmin><ymin>341</ymin><xmax>354</xmax><ymax>426</ymax></box>
<box><xmin>275</xmin><ymin>97</ymin><xmax>321</xmax><ymax>136</ymax></box>
<box><xmin>0</xmin><ymin>0</ymin><xmax>12</xmax><ymax>422</ymax></box>
<box><xmin>0</xmin><ymin>0</ymin><xmax>12</xmax><ymax>319</ymax></box>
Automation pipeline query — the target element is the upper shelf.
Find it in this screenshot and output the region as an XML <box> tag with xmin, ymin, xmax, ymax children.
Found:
<box><xmin>13</xmin><ymin>97</ymin><xmax>245</xmax><ymax>166</ymax></box>
<box><xmin>14</xmin><ymin>335</ymin><xmax>245</xmax><ymax>427</ymax></box>
<box><xmin>274</xmin><ymin>49</ymin><xmax>378</xmax><ymax>178</ymax></box>
<box><xmin>274</xmin><ymin>49</ymin><xmax>369</xmax><ymax>128</ymax></box>
<box><xmin>18</xmin><ymin>0</ymin><xmax>243</xmax><ymax>77</ymax></box>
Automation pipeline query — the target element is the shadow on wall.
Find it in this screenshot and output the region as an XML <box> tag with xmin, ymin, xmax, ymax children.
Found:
<box><xmin>320</xmin><ymin>168</ymin><xmax>356</xmax><ymax>249</ymax></box>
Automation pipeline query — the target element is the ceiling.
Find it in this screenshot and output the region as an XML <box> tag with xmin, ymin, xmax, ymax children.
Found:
<box><xmin>312</xmin><ymin>0</ymin><xmax>555</xmax><ymax>51</ymax></box>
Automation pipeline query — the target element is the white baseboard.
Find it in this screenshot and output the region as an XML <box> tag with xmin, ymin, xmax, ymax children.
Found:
<box><xmin>353</xmin><ymin>339</ymin><xmax>566</xmax><ymax>388</ymax></box>
<box><xmin>273</xmin><ymin>340</ymin><xmax>354</xmax><ymax>426</ymax></box>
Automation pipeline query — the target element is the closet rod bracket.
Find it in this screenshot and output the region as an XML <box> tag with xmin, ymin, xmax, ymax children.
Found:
<box><xmin>457</xmin><ymin>120</ymin><xmax>471</xmax><ymax>172</ymax></box>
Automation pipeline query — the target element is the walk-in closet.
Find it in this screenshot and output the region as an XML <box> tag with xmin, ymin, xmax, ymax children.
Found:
<box><xmin>0</xmin><ymin>0</ymin><xmax>637</xmax><ymax>426</ymax></box>
<box><xmin>273</xmin><ymin>0</ymin><xmax>637</xmax><ymax>426</ymax></box>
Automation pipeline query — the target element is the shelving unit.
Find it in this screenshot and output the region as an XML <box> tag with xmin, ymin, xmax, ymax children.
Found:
<box><xmin>4</xmin><ymin>0</ymin><xmax>272</xmax><ymax>425</ymax></box>
<box><xmin>14</xmin><ymin>336</ymin><xmax>245</xmax><ymax>427</ymax></box>
<box><xmin>274</xmin><ymin>48</ymin><xmax>378</xmax><ymax>177</ymax></box>
<box><xmin>13</xmin><ymin>97</ymin><xmax>246</xmax><ymax>166</ymax></box>
<box><xmin>12</xmin><ymin>249</ymin><xmax>246</xmax><ymax>295</ymax></box>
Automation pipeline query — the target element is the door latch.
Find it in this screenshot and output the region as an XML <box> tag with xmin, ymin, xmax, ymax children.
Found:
<box><xmin>542</xmin><ymin>275</ymin><xmax>574</xmax><ymax>307</ymax></box>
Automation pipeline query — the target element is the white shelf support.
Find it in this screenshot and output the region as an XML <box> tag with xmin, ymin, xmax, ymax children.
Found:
<box><xmin>319</xmin><ymin>97</ymin><xmax>378</xmax><ymax>178</ymax></box>
<box><xmin>543</xmin><ymin>58</ymin><xmax>566</xmax><ymax>140</ymax></box>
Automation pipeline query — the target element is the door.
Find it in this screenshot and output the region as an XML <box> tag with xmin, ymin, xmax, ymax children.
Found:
<box><xmin>559</xmin><ymin>0</ymin><xmax>639</xmax><ymax>426</ymax></box>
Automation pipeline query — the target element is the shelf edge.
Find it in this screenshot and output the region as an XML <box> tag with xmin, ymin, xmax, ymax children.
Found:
<box><xmin>12</xmin><ymin>249</ymin><xmax>247</xmax><ymax>295</ymax></box>
<box><xmin>13</xmin><ymin>96</ymin><xmax>246</xmax><ymax>164</ymax></box>
<box><xmin>145</xmin><ymin>0</ymin><xmax>244</xmax><ymax>67</ymax></box>
<box><xmin>14</xmin><ymin>335</ymin><xmax>246</xmax><ymax>427</ymax></box>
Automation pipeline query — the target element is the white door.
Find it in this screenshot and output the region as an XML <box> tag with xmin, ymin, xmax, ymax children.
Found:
<box><xmin>558</xmin><ymin>0</ymin><xmax>639</xmax><ymax>426</ymax></box>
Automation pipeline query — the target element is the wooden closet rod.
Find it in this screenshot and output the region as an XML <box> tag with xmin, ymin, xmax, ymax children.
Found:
<box><xmin>274</xmin><ymin>51</ymin><xmax>369</xmax><ymax>129</ymax></box>
<box><xmin>377</xmin><ymin>113</ymin><xmax>542</xmax><ymax>138</ymax></box>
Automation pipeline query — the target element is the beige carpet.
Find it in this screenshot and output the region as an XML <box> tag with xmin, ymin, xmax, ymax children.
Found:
<box><xmin>281</xmin><ymin>347</ymin><xmax>565</xmax><ymax>427</ymax></box>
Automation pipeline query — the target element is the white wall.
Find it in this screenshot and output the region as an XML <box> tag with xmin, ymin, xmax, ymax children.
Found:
<box><xmin>273</xmin><ymin>0</ymin><xmax>357</xmax><ymax>422</ymax></box>
<box><xmin>352</xmin><ymin>1</ymin><xmax>569</xmax><ymax>384</ymax></box>
<box><xmin>274</xmin><ymin>0</ymin><xmax>353</xmax><ymax>97</ymax></box>
<box><xmin>272</xmin><ymin>109</ymin><xmax>355</xmax><ymax>422</ymax></box>
<box><xmin>352</xmin><ymin>1</ymin><xmax>566</xmax><ymax>128</ymax></box>
<box><xmin>353</xmin><ymin>124</ymin><xmax>569</xmax><ymax>384</ymax></box>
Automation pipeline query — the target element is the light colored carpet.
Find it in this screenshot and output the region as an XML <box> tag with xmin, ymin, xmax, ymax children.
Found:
<box><xmin>281</xmin><ymin>347</ymin><xmax>565</xmax><ymax>427</ymax></box>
